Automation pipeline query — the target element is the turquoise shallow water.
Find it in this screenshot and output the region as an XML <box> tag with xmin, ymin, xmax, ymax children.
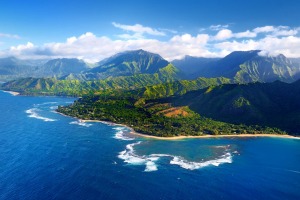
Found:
<box><xmin>0</xmin><ymin>90</ymin><xmax>299</xmax><ymax>200</ymax></box>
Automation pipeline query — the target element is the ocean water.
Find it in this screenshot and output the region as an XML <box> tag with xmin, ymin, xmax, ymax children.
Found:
<box><xmin>0</xmin><ymin>91</ymin><xmax>299</xmax><ymax>200</ymax></box>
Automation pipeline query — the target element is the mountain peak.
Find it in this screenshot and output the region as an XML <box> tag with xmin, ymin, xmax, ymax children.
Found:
<box><xmin>89</xmin><ymin>50</ymin><xmax>170</xmax><ymax>77</ymax></box>
<box><xmin>118</xmin><ymin>49</ymin><xmax>163</xmax><ymax>59</ymax></box>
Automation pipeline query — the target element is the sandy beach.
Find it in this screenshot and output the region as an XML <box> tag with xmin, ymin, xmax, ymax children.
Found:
<box><xmin>81</xmin><ymin>119</ymin><xmax>299</xmax><ymax>140</ymax></box>
<box><xmin>130</xmin><ymin>131</ymin><xmax>299</xmax><ymax>140</ymax></box>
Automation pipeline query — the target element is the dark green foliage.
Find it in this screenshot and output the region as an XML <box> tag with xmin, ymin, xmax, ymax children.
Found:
<box><xmin>170</xmin><ymin>80</ymin><xmax>300</xmax><ymax>134</ymax></box>
<box><xmin>57</xmin><ymin>95</ymin><xmax>283</xmax><ymax>137</ymax></box>
<box><xmin>141</xmin><ymin>77</ymin><xmax>231</xmax><ymax>99</ymax></box>
<box><xmin>0</xmin><ymin>64</ymin><xmax>182</xmax><ymax>96</ymax></box>
<box><xmin>76</xmin><ymin>49</ymin><xmax>175</xmax><ymax>80</ymax></box>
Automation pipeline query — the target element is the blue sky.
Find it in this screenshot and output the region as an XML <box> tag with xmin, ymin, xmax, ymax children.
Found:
<box><xmin>0</xmin><ymin>0</ymin><xmax>300</xmax><ymax>62</ymax></box>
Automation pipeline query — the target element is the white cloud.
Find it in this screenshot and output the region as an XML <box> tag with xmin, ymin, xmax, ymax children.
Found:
<box><xmin>112</xmin><ymin>22</ymin><xmax>165</xmax><ymax>39</ymax></box>
<box><xmin>213</xmin><ymin>25</ymin><xmax>299</xmax><ymax>41</ymax></box>
<box><xmin>213</xmin><ymin>35</ymin><xmax>300</xmax><ymax>58</ymax></box>
<box><xmin>258</xmin><ymin>50</ymin><xmax>281</xmax><ymax>57</ymax></box>
<box><xmin>10</xmin><ymin>42</ymin><xmax>34</xmax><ymax>51</ymax></box>
<box><xmin>0</xmin><ymin>33</ymin><xmax>20</xmax><ymax>39</ymax></box>
<box><xmin>214</xmin><ymin>29</ymin><xmax>233</xmax><ymax>40</ymax></box>
<box><xmin>209</xmin><ymin>24</ymin><xmax>229</xmax><ymax>31</ymax></box>
<box><xmin>253</xmin><ymin>26</ymin><xmax>275</xmax><ymax>33</ymax></box>
<box><xmin>254</xmin><ymin>25</ymin><xmax>298</xmax><ymax>37</ymax></box>
<box><xmin>272</xmin><ymin>29</ymin><xmax>298</xmax><ymax>37</ymax></box>
<box><xmin>2</xmin><ymin>24</ymin><xmax>300</xmax><ymax>62</ymax></box>
<box><xmin>214</xmin><ymin>29</ymin><xmax>257</xmax><ymax>40</ymax></box>
<box><xmin>4</xmin><ymin>32</ymin><xmax>213</xmax><ymax>62</ymax></box>
<box><xmin>234</xmin><ymin>30</ymin><xmax>257</xmax><ymax>38</ymax></box>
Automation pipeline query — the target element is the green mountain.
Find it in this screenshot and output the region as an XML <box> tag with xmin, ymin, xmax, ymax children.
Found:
<box><xmin>176</xmin><ymin>50</ymin><xmax>300</xmax><ymax>83</ymax></box>
<box><xmin>172</xmin><ymin>56</ymin><xmax>219</xmax><ymax>79</ymax></box>
<box><xmin>0</xmin><ymin>57</ymin><xmax>38</xmax><ymax>81</ymax></box>
<box><xmin>56</xmin><ymin>80</ymin><xmax>288</xmax><ymax>137</ymax></box>
<box><xmin>0</xmin><ymin>63</ymin><xmax>182</xmax><ymax>96</ymax></box>
<box><xmin>170</xmin><ymin>80</ymin><xmax>300</xmax><ymax>134</ymax></box>
<box><xmin>0</xmin><ymin>50</ymin><xmax>186</xmax><ymax>95</ymax></box>
<box><xmin>37</xmin><ymin>58</ymin><xmax>89</xmax><ymax>77</ymax></box>
<box><xmin>0</xmin><ymin>57</ymin><xmax>89</xmax><ymax>81</ymax></box>
<box><xmin>138</xmin><ymin>77</ymin><xmax>231</xmax><ymax>99</ymax></box>
<box><xmin>65</xmin><ymin>49</ymin><xmax>172</xmax><ymax>80</ymax></box>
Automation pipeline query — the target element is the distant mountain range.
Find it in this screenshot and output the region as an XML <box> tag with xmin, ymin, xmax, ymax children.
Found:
<box><xmin>1</xmin><ymin>49</ymin><xmax>300</xmax><ymax>96</ymax></box>
<box><xmin>62</xmin><ymin>49</ymin><xmax>171</xmax><ymax>80</ymax></box>
<box><xmin>0</xmin><ymin>65</ymin><xmax>181</xmax><ymax>96</ymax></box>
<box><xmin>0</xmin><ymin>50</ymin><xmax>183</xmax><ymax>95</ymax></box>
<box><xmin>0</xmin><ymin>57</ymin><xmax>89</xmax><ymax>81</ymax></box>
<box><xmin>172</xmin><ymin>56</ymin><xmax>219</xmax><ymax>79</ymax></box>
<box><xmin>1</xmin><ymin>49</ymin><xmax>300</xmax><ymax>83</ymax></box>
<box><xmin>173</xmin><ymin>50</ymin><xmax>300</xmax><ymax>83</ymax></box>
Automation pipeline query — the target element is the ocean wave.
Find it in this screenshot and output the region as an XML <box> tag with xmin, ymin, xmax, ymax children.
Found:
<box><xmin>170</xmin><ymin>153</ymin><xmax>232</xmax><ymax>170</ymax></box>
<box><xmin>25</xmin><ymin>108</ymin><xmax>57</xmax><ymax>122</ymax></box>
<box><xmin>118</xmin><ymin>142</ymin><xmax>159</xmax><ymax>172</ymax></box>
<box><xmin>69</xmin><ymin>120</ymin><xmax>92</xmax><ymax>127</ymax></box>
<box><xmin>50</xmin><ymin>106</ymin><xmax>58</xmax><ymax>110</ymax></box>
<box><xmin>113</xmin><ymin>127</ymin><xmax>135</xmax><ymax>141</ymax></box>
<box><xmin>118</xmin><ymin>142</ymin><xmax>233</xmax><ymax>172</ymax></box>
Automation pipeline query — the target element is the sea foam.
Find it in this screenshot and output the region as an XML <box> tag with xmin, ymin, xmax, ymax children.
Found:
<box><xmin>50</xmin><ymin>106</ymin><xmax>58</xmax><ymax>110</ymax></box>
<box><xmin>118</xmin><ymin>141</ymin><xmax>233</xmax><ymax>172</ymax></box>
<box><xmin>170</xmin><ymin>153</ymin><xmax>232</xmax><ymax>170</ymax></box>
<box><xmin>118</xmin><ymin>142</ymin><xmax>159</xmax><ymax>172</ymax></box>
<box><xmin>25</xmin><ymin>108</ymin><xmax>57</xmax><ymax>122</ymax></box>
<box><xmin>69</xmin><ymin>120</ymin><xmax>92</xmax><ymax>127</ymax></box>
<box><xmin>113</xmin><ymin>127</ymin><xmax>135</xmax><ymax>141</ymax></box>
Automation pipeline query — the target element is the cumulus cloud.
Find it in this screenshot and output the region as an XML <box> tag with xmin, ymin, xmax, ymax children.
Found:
<box><xmin>214</xmin><ymin>29</ymin><xmax>233</xmax><ymax>40</ymax></box>
<box><xmin>213</xmin><ymin>35</ymin><xmax>300</xmax><ymax>58</ymax></box>
<box><xmin>1</xmin><ymin>24</ymin><xmax>300</xmax><ymax>62</ymax></box>
<box><xmin>258</xmin><ymin>50</ymin><xmax>281</xmax><ymax>57</ymax></box>
<box><xmin>253</xmin><ymin>26</ymin><xmax>275</xmax><ymax>33</ymax></box>
<box><xmin>3</xmin><ymin>32</ymin><xmax>213</xmax><ymax>62</ymax></box>
<box><xmin>212</xmin><ymin>25</ymin><xmax>298</xmax><ymax>41</ymax></box>
<box><xmin>254</xmin><ymin>25</ymin><xmax>298</xmax><ymax>37</ymax></box>
<box><xmin>234</xmin><ymin>30</ymin><xmax>257</xmax><ymax>38</ymax></box>
<box><xmin>213</xmin><ymin>29</ymin><xmax>257</xmax><ymax>40</ymax></box>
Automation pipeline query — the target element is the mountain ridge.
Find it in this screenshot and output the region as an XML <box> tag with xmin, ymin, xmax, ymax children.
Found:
<box><xmin>169</xmin><ymin>80</ymin><xmax>300</xmax><ymax>134</ymax></box>
<box><xmin>174</xmin><ymin>50</ymin><xmax>300</xmax><ymax>83</ymax></box>
<box><xmin>79</xmin><ymin>49</ymin><xmax>172</xmax><ymax>80</ymax></box>
<box><xmin>0</xmin><ymin>57</ymin><xmax>89</xmax><ymax>81</ymax></box>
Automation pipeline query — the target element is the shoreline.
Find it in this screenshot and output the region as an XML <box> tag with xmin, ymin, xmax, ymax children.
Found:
<box><xmin>81</xmin><ymin>119</ymin><xmax>300</xmax><ymax>140</ymax></box>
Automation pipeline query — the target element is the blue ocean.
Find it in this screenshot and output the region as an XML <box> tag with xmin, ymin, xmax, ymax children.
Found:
<box><xmin>0</xmin><ymin>90</ymin><xmax>299</xmax><ymax>200</ymax></box>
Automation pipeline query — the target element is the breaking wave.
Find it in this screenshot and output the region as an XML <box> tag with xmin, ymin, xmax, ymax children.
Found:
<box><xmin>113</xmin><ymin>127</ymin><xmax>135</xmax><ymax>141</ymax></box>
<box><xmin>50</xmin><ymin>106</ymin><xmax>58</xmax><ymax>110</ymax></box>
<box><xmin>69</xmin><ymin>120</ymin><xmax>92</xmax><ymax>127</ymax></box>
<box><xmin>118</xmin><ymin>142</ymin><xmax>159</xmax><ymax>172</ymax></box>
<box><xmin>170</xmin><ymin>153</ymin><xmax>232</xmax><ymax>170</ymax></box>
<box><xmin>25</xmin><ymin>108</ymin><xmax>57</xmax><ymax>122</ymax></box>
<box><xmin>118</xmin><ymin>141</ymin><xmax>233</xmax><ymax>172</ymax></box>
